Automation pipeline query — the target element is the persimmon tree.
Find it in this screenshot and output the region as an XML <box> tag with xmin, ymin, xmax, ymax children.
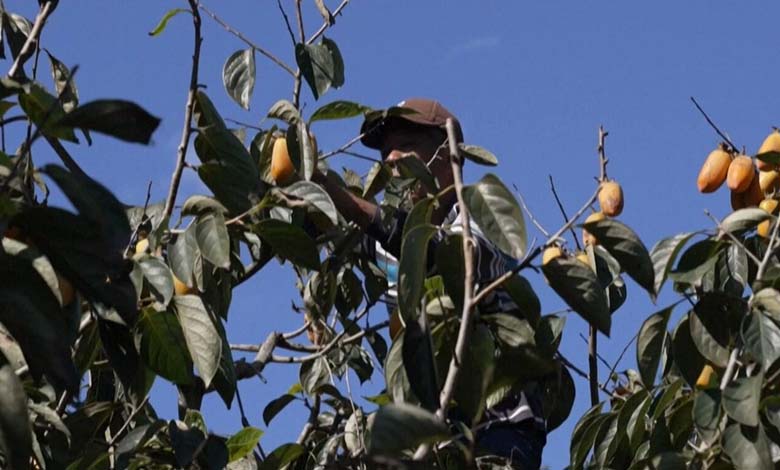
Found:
<box><xmin>1</xmin><ymin>2</ymin><xmax>780</xmax><ymax>470</ymax></box>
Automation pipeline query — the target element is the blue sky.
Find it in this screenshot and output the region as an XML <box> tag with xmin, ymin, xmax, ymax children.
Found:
<box><xmin>11</xmin><ymin>1</ymin><xmax>780</xmax><ymax>468</ymax></box>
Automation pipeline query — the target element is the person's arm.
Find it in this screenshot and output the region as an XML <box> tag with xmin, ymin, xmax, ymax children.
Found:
<box><xmin>312</xmin><ymin>170</ymin><xmax>378</xmax><ymax>230</ymax></box>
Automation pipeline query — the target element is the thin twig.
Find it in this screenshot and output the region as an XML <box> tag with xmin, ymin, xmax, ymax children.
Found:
<box><xmin>578</xmin><ymin>332</ymin><xmax>611</xmax><ymax>370</ymax></box>
<box><xmin>292</xmin><ymin>0</ymin><xmax>305</xmax><ymax>109</ymax></box>
<box><xmin>163</xmin><ymin>0</ymin><xmax>202</xmax><ymax>219</ymax></box>
<box><xmin>604</xmin><ymin>332</ymin><xmax>639</xmax><ymax>385</ymax></box>
<box><xmin>690</xmin><ymin>97</ymin><xmax>738</xmax><ymax>153</ymax></box>
<box><xmin>276</xmin><ymin>0</ymin><xmax>297</xmax><ymax>46</ymax></box>
<box><xmin>307</xmin><ymin>0</ymin><xmax>350</xmax><ymax>45</ymax></box>
<box><xmin>516</xmin><ymin>190</ymin><xmax>550</xmax><ymax>238</ymax></box>
<box><xmin>296</xmin><ymin>395</ymin><xmax>320</xmax><ymax>444</ymax></box>
<box><xmin>470</xmin><ymin>183</ymin><xmax>602</xmax><ymax>307</ymax></box>
<box><xmin>198</xmin><ymin>3</ymin><xmax>296</xmax><ymax>76</ymax></box>
<box><xmin>8</xmin><ymin>1</ymin><xmax>55</xmax><ymax>78</ymax></box>
<box><xmin>414</xmin><ymin>119</ymin><xmax>475</xmax><ymax>461</ymax></box>
<box><xmin>107</xmin><ymin>396</ymin><xmax>150</xmax><ymax>447</ymax></box>
<box><xmin>548</xmin><ymin>175</ymin><xmax>582</xmax><ymax>251</ymax></box>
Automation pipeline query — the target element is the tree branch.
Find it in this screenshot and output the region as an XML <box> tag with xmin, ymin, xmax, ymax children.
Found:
<box><xmin>548</xmin><ymin>175</ymin><xmax>581</xmax><ymax>251</ymax></box>
<box><xmin>292</xmin><ymin>0</ymin><xmax>305</xmax><ymax>109</ymax></box>
<box><xmin>163</xmin><ymin>0</ymin><xmax>202</xmax><ymax>219</ymax></box>
<box><xmin>198</xmin><ymin>2</ymin><xmax>296</xmax><ymax>76</ymax></box>
<box><xmin>690</xmin><ymin>97</ymin><xmax>738</xmax><ymax>153</ymax></box>
<box><xmin>307</xmin><ymin>0</ymin><xmax>350</xmax><ymax>45</ymax></box>
<box><xmin>414</xmin><ymin>119</ymin><xmax>475</xmax><ymax>461</ymax></box>
<box><xmin>7</xmin><ymin>1</ymin><xmax>55</xmax><ymax>78</ymax></box>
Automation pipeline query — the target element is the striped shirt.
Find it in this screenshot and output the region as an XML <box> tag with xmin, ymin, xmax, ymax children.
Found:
<box><xmin>365</xmin><ymin>205</ymin><xmax>545</xmax><ymax>429</ymax></box>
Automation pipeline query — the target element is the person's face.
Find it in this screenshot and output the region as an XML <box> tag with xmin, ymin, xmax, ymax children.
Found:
<box><xmin>379</xmin><ymin>126</ymin><xmax>453</xmax><ymax>201</ymax></box>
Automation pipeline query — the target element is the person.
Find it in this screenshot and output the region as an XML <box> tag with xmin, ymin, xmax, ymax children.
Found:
<box><xmin>315</xmin><ymin>98</ymin><xmax>546</xmax><ymax>468</ymax></box>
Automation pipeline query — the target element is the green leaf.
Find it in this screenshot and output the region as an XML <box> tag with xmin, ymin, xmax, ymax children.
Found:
<box><xmin>752</xmin><ymin>288</ymin><xmax>780</xmax><ymax>321</ymax></box>
<box><xmin>453</xmin><ymin>324</ymin><xmax>495</xmax><ymax>423</ymax></box>
<box><xmin>720</xmin><ymin>208</ymin><xmax>772</xmax><ymax>234</ymax></box>
<box><xmin>367</xmin><ymin>403</ymin><xmax>449</xmax><ymax>454</ymax></box>
<box><xmin>138</xmin><ymin>256</ymin><xmax>174</xmax><ymax>305</ymax></box>
<box><xmin>43</xmin><ymin>164</ymin><xmax>130</xmax><ymax>251</ymax></box>
<box><xmin>148</xmin><ymin>8</ymin><xmax>190</xmax><ymax>36</ymax></box>
<box><xmin>258</xmin><ymin>443</ymin><xmax>305</xmax><ymax>470</ymax></box>
<box><xmin>280</xmin><ymin>180</ymin><xmax>339</xmax><ymax>226</ymax></box>
<box><xmin>668</xmin><ymin>239</ymin><xmax>723</xmax><ymax>286</ymax></box>
<box><xmin>309</xmin><ymin>100</ymin><xmax>370</xmax><ymax>123</ymax></box>
<box><xmin>295</xmin><ymin>38</ymin><xmax>344</xmax><ymax>100</ymax></box>
<box><xmin>385</xmin><ymin>336</ymin><xmax>413</xmax><ymax>403</ymax></box>
<box><xmin>435</xmin><ymin>234</ymin><xmax>465</xmax><ymax>312</ymax></box>
<box><xmin>299</xmin><ymin>357</ymin><xmax>329</xmax><ymax>396</ymax></box>
<box><xmin>636</xmin><ymin>304</ymin><xmax>674</xmax><ymax>388</ymax></box>
<box><xmin>542</xmin><ymin>256</ymin><xmax>610</xmax><ymax>336</ymax></box>
<box><xmin>570</xmin><ymin>413</ymin><xmax>611</xmax><ymax>469</ymax></box>
<box><xmin>463</xmin><ymin>173</ymin><xmax>526</xmax><ymax>259</ymax></box>
<box><xmin>253</xmin><ymin>219</ymin><xmax>320</xmax><ymax>270</ymax></box>
<box><xmin>402</xmin><ymin>319</ymin><xmax>439</xmax><ymax>412</ymax></box>
<box><xmin>394</xmin><ymin>156</ymin><xmax>438</xmax><ymax>193</ymax></box>
<box><xmin>3</xmin><ymin>13</ymin><xmax>31</xmax><ymax>61</ymax></box>
<box><xmin>722</xmin><ymin>422</ymin><xmax>773</xmax><ymax>470</ymax></box>
<box><xmin>17</xmin><ymin>207</ymin><xmax>137</xmax><ymax>324</ymax></box>
<box><xmin>263</xmin><ymin>394</ymin><xmax>297</xmax><ymax>426</ymax></box>
<box><xmin>226</xmin><ymin>427</ymin><xmax>263</xmax><ymax>463</ymax></box>
<box><xmin>690</xmin><ymin>301</ymin><xmax>731</xmax><ymax>368</ymax></box>
<box><xmin>18</xmin><ymin>82</ymin><xmax>77</xmax><ymax>142</ymax></box>
<box><xmin>650</xmin><ymin>232</ymin><xmax>696</xmax><ymax>294</ymax></box>
<box><xmin>137</xmin><ymin>307</ymin><xmax>193</xmax><ymax>385</ymax></box>
<box><xmin>194</xmin><ymin>91</ymin><xmax>262</xmax><ymax>214</ymax></box>
<box><xmin>212</xmin><ymin>317</ymin><xmax>237</xmax><ymax>407</ymax></box>
<box><xmin>483</xmin><ymin>314</ymin><xmax>535</xmax><ymax>348</ymax></box>
<box><xmin>671</xmin><ymin>314</ymin><xmax>706</xmax><ymax>389</ymax></box>
<box><xmin>744</xmin><ymin>310</ymin><xmax>780</xmax><ymax>373</ymax></box>
<box><xmin>544</xmin><ymin>365</ymin><xmax>575</xmax><ymax>432</ymax></box>
<box><xmin>57</xmin><ymin>99</ymin><xmax>161</xmax><ymax>144</ymax></box>
<box><xmin>535</xmin><ymin>314</ymin><xmax>565</xmax><ymax>357</ymax></box>
<box><xmin>174</xmin><ymin>295</ymin><xmax>221</xmax><ymax>388</ymax></box>
<box><xmin>196</xmin><ymin>212</ymin><xmax>230</xmax><ymax>270</ymax></box>
<box><xmin>458</xmin><ymin>143</ymin><xmax>498</xmax><ymax>166</ymax></box>
<box><xmin>0</xmin><ymin>360</ymin><xmax>32</xmax><ymax>470</ymax></box>
<box><xmin>168</xmin><ymin>224</ymin><xmax>198</xmax><ymax>288</ymax></box>
<box><xmin>363</xmin><ymin>162</ymin><xmax>392</xmax><ymax>199</ymax></box>
<box><xmin>693</xmin><ymin>389</ymin><xmax>722</xmax><ymax>444</ymax></box>
<box><xmin>756</xmin><ymin>150</ymin><xmax>780</xmax><ymax>166</ymax></box>
<box><xmin>501</xmin><ymin>275</ymin><xmax>541</xmax><ymax>326</ymax></box>
<box><xmin>181</xmin><ymin>195</ymin><xmax>229</xmax><ymax>217</ymax></box>
<box><xmin>397</xmin><ymin>224</ymin><xmax>438</xmax><ymax>321</ymax></box>
<box><xmin>651</xmin><ymin>379</ymin><xmax>684</xmax><ymax>420</ymax></box>
<box><xmin>581</xmin><ymin>218</ymin><xmax>655</xmax><ymax>297</ymax></box>
<box><xmin>267</xmin><ymin>99</ymin><xmax>301</xmax><ymax>124</ymax></box>
<box><xmin>0</xmin><ymin>247</ymin><xmax>79</xmax><ymax>393</ymax></box>
<box><xmin>45</xmin><ymin>49</ymin><xmax>78</xmax><ymax>112</ymax></box>
<box><xmin>223</xmin><ymin>49</ymin><xmax>255</xmax><ymax>110</ymax></box>
<box><xmin>723</xmin><ymin>374</ymin><xmax>762</xmax><ymax>427</ymax></box>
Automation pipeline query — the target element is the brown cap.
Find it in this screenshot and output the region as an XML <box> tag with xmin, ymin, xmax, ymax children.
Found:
<box><xmin>360</xmin><ymin>98</ymin><xmax>464</xmax><ymax>150</ymax></box>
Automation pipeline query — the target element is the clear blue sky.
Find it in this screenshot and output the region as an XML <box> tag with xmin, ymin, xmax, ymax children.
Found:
<box><xmin>13</xmin><ymin>1</ymin><xmax>780</xmax><ymax>468</ymax></box>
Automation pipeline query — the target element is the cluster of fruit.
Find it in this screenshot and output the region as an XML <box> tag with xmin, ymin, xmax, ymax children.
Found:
<box><xmin>542</xmin><ymin>179</ymin><xmax>625</xmax><ymax>265</ymax></box>
<box><xmin>697</xmin><ymin>130</ymin><xmax>780</xmax><ymax>237</ymax></box>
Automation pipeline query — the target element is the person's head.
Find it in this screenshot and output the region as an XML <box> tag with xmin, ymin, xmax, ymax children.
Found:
<box><xmin>360</xmin><ymin>98</ymin><xmax>464</xmax><ymax>201</ymax></box>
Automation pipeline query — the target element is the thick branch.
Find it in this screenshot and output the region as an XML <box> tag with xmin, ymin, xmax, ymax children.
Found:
<box><xmin>163</xmin><ymin>0</ymin><xmax>202</xmax><ymax>219</ymax></box>
<box><xmin>414</xmin><ymin>119</ymin><xmax>475</xmax><ymax>461</ymax></box>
